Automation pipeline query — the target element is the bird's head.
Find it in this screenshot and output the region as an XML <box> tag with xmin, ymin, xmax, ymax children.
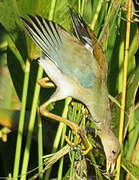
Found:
<box><xmin>101</xmin><ymin>130</ymin><xmax>121</xmax><ymax>174</ymax></box>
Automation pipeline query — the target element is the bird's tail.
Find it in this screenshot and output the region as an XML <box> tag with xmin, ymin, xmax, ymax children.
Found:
<box><xmin>69</xmin><ymin>8</ymin><xmax>108</xmax><ymax>74</ymax></box>
<box><xmin>69</xmin><ymin>8</ymin><xmax>92</xmax><ymax>51</ymax></box>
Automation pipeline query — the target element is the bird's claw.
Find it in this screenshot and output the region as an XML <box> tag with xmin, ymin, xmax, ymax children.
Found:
<box><xmin>38</xmin><ymin>77</ymin><xmax>55</xmax><ymax>88</ymax></box>
<box><xmin>65</xmin><ymin>133</ymin><xmax>93</xmax><ymax>155</ymax></box>
<box><xmin>82</xmin><ymin>145</ymin><xmax>93</xmax><ymax>155</ymax></box>
<box><xmin>64</xmin><ymin>134</ymin><xmax>81</xmax><ymax>146</ymax></box>
<box><xmin>64</xmin><ymin>125</ymin><xmax>93</xmax><ymax>155</ymax></box>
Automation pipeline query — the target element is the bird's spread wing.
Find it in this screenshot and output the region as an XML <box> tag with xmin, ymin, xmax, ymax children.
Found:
<box><xmin>69</xmin><ymin>8</ymin><xmax>108</xmax><ymax>75</ymax></box>
<box><xmin>21</xmin><ymin>15</ymin><xmax>98</xmax><ymax>88</ymax></box>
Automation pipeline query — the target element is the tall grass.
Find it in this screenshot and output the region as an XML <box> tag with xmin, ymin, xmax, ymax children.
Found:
<box><xmin>0</xmin><ymin>0</ymin><xmax>138</xmax><ymax>179</ymax></box>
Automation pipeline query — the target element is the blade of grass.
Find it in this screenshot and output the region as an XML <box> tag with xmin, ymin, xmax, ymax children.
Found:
<box><xmin>78</xmin><ymin>0</ymin><xmax>85</xmax><ymax>16</ymax></box>
<box><xmin>44</xmin><ymin>118</ymin><xmax>65</xmax><ymax>179</ymax></box>
<box><xmin>80</xmin><ymin>130</ymin><xmax>103</xmax><ymax>180</ymax></box>
<box><xmin>30</xmin><ymin>144</ymin><xmax>71</xmax><ymax>180</ymax></box>
<box><xmin>115</xmin><ymin>0</ymin><xmax>132</xmax><ymax>179</ymax></box>
<box><xmin>20</xmin><ymin>65</ymin><xmax>43</xmax><ymax>180</ymax></box>
<box><xmin>20</xmin><ymin>0</ymin><xmax>57</xmax><ymax>179</ymax></box>
<box><xmin>44</xmin><ymin>144</ymin><xmax>71</xmax><ymax>173</ymax></box>
<box><xmin>90</xmin><ymin>0</ymin><xmax>103</xmax><ymax>30</ymax></box>
<box><xmin>78</xmin><ymin>0</ymin><xmax>81</xmax><ymax>14</ymax></box>
<box><xmin>48</xmin><ymin>0</ymin><xmax>57</xmax><ymax>20</ymax></box>
<box><xmin>37</xmin><ymin>108</ymin><xmax>43</xmax><ymax>180</ymax></box>
<box><xmin>13</xmin><ymin>59</ymin><xmax>30</xmax><ymax>180</ymax></box>
<box><xmin>80</xmin><ymin>0</ymin><xmax>85</xmax><ymax>16</ymax></box>
<box><xmin>126</xmin><ymin>122</ymin><xmax>139</xmax><ymax>160</ymax></box>
<box><xmin>44</xmin><ymin>98</ymin><xmax>72</xmax><ymax>180</ymax></box>
<box><xmin>69</xmin><ymin>102</ymin><xmax>78</xmax><ymax>179</ymax></box>
<box><xmin>57</xmin><ymin>124</ymin><xmax>66</xmax><ymax>180</ymax></box>
<box><xmin>57</xmin><ymin>97</ymin><xmax>72</xmax><ymax>180</ymax></box>
<box><xmin>98</xmin><ymin>0</ymin><xmax>123</xmax><ymax>42</ymax></box>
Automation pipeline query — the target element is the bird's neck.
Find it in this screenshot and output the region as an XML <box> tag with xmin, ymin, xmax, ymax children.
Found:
<box><xmin>84</xmin><ymin>79</ymin><xmax>112</xmax><ymax>131</ymax></box>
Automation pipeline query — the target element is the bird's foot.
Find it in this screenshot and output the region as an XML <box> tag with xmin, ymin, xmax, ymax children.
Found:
<box><xmin>79</xmin><ymin>129</ymin><xmax>93</xmax><ymax>155</ymax></box>
<box><xmin>65</xmin><ymin>132</ymin><xmax>93</xmax><ymax>155</ymax></box>
<box><xmin>82</xmin><ymin>142</ymin><xmax>93</xmax><ymax>155</ymax></box>
<box><xmin>64</xmin><ymin>134</ymin><xmax>81</xmax><ymax>146</ymax></box>
<box><xmin>40</xmin><ymin>102</ymin><xmax>93</xmax><ymax>154</ymax></box>
<box><xmin>38</xmin><ymin>77</ymin><xmax>55</xmax><ymax>88</ymax></box>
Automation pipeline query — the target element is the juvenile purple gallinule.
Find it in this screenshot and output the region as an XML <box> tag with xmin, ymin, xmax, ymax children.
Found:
<box><xmin>21</xmin><ymin>8</ymin><xmax>120</xmax><ymax>173</ymax></box>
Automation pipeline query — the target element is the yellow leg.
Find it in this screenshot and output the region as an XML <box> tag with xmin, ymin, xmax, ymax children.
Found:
<box><xmin>80</xmin><ymin>129</ymin><xmax>93</xmax><ymax>155</ymax></box>
<box><xmin>40</xmin><ymin>99</ymin><xmax>81</xmax><ymax>145</ymax></box>
<box><xmin>39</xmin><ymin>77</ymin><xmax>93</xmax><ymax>154</ymax></box>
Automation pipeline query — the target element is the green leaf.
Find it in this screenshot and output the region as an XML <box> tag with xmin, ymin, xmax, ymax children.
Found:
<box><xmin>0</xmin><ymin>0</ymin><xmax>56</xmax><ymax>108</ymax></box>
<box><xmin>111</xmin><ymin>65</ymin><xmax>139</xmax><ymax>136</ymax></box>
<box><xmin>126</xmin><ymin>66</ymin><xmax>139</xmax><ymax>111</ymax></box>
<box><xmin>121</xmin><ymin>158</ymin><xmax>139</xmax><ymax>180</ymax></box>
<box><xmin>0</xmin><ymin>0</ymin><xmax>27</xmax><ymax>59</ymax></box>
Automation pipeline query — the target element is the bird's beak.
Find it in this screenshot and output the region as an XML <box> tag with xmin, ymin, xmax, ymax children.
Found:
<box><xmin>106</xmin><ymin>158</ymin><xmax>116</xmax><ymax>174</ymax></box>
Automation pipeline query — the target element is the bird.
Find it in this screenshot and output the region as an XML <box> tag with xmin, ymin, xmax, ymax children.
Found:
<box><xmin>21</xmin><ymin>8</ymin><xmax>121</xmax><ymax>174</ymax></box>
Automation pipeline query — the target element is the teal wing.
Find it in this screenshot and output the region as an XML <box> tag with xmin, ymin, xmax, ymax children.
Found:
<box><xmin>21</xmin><ymin>15</ymin><xmax>97</xmax><ymax>88</ymax></box>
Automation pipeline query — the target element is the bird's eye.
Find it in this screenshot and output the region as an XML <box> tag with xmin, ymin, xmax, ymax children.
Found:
<box><xmin>112</xmin><ymin>150</ymin><xmax>116</xmax><ymax>154</ymax></box>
